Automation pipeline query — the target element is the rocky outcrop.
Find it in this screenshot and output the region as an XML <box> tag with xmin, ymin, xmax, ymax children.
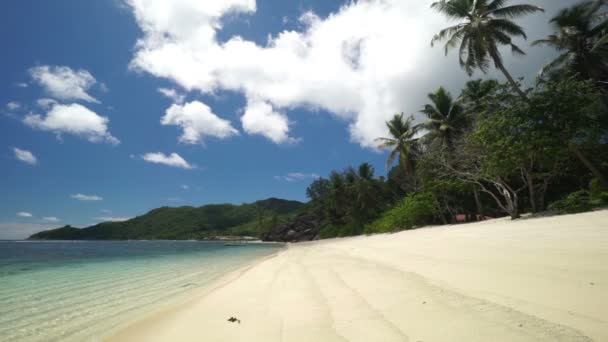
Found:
<box><xmin>262</xmin><ymin>214</ymin><xmax>321</xmax><ymax>242</ymax></box>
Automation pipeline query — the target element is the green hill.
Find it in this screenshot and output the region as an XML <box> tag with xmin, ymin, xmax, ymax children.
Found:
<box><xmin>28</xmin><ymin>198</ymin><xmax>305</xmax><ymax>240</ymax></box>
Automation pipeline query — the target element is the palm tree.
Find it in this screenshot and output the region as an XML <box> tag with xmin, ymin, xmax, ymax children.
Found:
<box><xmin>430</xmin><ymin>0</ymin><xmax>544</xmax><ymax>100</ymax></box>
<box><xmin>460</xmin><ymin>79</ymin><xmax>499</xmax><ymax>105</ymax></box>
<box><xmin>533</xmin><ymin>1</ymin><xmax>608</xmax><ymax>82</ymax></box>
<box><xmin>355</xmin><ymin>163</ymin><xmax>381</xmax><ymax>220</ymax></box>
<box><xmin>376</xmin><ymin>113</ymin><xmax>420</xmax><ymax>175</ymax></box>
<box><xmin>459</xmin><ymin>79</ymin><xmax>499</xmax><ymax>123</ymax></box>
<box><xmin>420</xmin><ymin>87</ymin><xmax>467</xmax><ymax>149</ymax></box>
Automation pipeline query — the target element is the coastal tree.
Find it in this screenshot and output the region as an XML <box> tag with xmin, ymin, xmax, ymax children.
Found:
<box><xmin>376</xmin><ymin>113</ymin><xmax>420</xmax><ymax>191</ymax></box>
<box><xmin>430</xmin><ymin>0</ymin><xmax>544</xmax><ymax>100</ymax></box>
<box><xmin>420</xmin><ymin>87</ymin><xmax>467</xmax><ymax>150</ymax></box>
<box><xmin>533</xmin><ymin>0</ymin><xmax>608</xmax><ymax>83</ymax></box>
<box><xmin>459</xmin><ymin>79</ymin><xmax>499</xmax><ymax>118</ymax></box>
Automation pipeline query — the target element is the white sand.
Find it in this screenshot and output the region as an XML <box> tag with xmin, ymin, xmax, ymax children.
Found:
<box><xmin>109</xmin><ymin>210</ymin><xmax>608</xmax><ymax>342</ymax></box>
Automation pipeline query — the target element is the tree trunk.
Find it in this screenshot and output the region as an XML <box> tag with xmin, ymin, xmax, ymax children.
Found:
<box><xmin>491</xmin><ymin>54</ymin><xmax>528</xmax><ymax>101</ymax></box>
<box><xmin>539</xmin><ymin>179</ymin><xmax>549</xmax><ymax>211</ymax></box>
<box><xmin>473</xmin><ymin>188</ymin><xmax>484</xmax><ymax>220</ymax></box>
<box><xmin>571</xmin><ymin>145</ymin><xmax>608</xmax><ymax>189</ymax></box>
<box><xmin>522</xmin><ymin>167</ymin><xmax>538</xmax><ymax>213</ymax></box>
<box><xmin>433</xmin><ymin>196</ymin><xmax>448</xmax><ymax>225</ymax></box>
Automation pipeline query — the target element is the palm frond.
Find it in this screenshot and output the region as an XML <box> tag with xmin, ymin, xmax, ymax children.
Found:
<box><xmin>485</xmin><ymin>4</ymin><xmax>544</xmax><ymax>18</ymax></box>
<box><xmin>431</xmin><ymin>24</ymin><xmax>466</xmax><ymax>47</ymax></box>
<box><xmin>592</xmin><ymin>33</ymin><xmax>608</xmax><ymax>51</ymax></box>
<box><xmin>431</xmin><ymin>0</ymin><xmax>474</xmax><ymax>19</ymax></box>
<box><xmin>443</xmin><ymin>27</ymin><xmax>468</xmax><ymax>55</ymax></box>
<box><xmin>486</xmin><ymin>0</ymin><xmax>508</xmax><ymax>12</ymax></box>
<box><xmin>531</xmin><ymin>35</ymin><xmax>560</xmax><ymax>48</ymax></box>
<box><xmin>489</xmin><ymin>19</ymin><xmax>527</xmax><ymax>39</ymax></box>
<box><xmin>536</xmin><ymin>52</ymin><xmax>573</xmax><ymax>79</ymax></box>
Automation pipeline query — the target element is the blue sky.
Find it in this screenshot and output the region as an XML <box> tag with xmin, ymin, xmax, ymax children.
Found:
<box><xmin>0</xmin><ymin>0</ymin><xmax>575</xmax><ymax>238</ymax></box>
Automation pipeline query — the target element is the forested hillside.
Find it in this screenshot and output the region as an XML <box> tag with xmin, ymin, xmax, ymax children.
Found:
<box><xmin>28</xmin><ymin>198</ymin><xmax>304</xmax><ymax>240</ymax></box>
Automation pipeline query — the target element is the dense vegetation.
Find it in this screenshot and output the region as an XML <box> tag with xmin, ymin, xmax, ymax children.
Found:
<box><xmin>299</xmin><ymin>0</ymin><xmax>608</xmax><ymax>239</ymax></box>
<box><xmin>29</xmin><ymin>198</ymin><xmax>304</xmax><ymax>240</ymax></box>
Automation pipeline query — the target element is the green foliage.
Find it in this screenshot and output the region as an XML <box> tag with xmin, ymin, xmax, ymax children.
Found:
<box><xmin>375</xmin><ymin>113</ymin><xmax>420</xmax><ymax>186</ymax></box>
<box><xmin>431</xmin><ymin>0</ymin><xmax>543</xmax><ymax>99</ymax></box>
<box><xmin>420</xmin><ymin>87</ymin><xmax>467</xmax><ymax>150</ymax></box>
<box><xmin>319</xmin><ymin>222</ymin><xmax>365</xmax><ymax>239</ymax></box>
<box><xmin>591</xmin><ymin>192</ymin><xmax>608</xmax><ymax>207</ymax></box>
<box><xmin>548</xmin><ymin>191</ymin><xmax>593</xmax><ymax>214</ymax></box>
<box><xmin>29</xmin><ymin>198</ymin><xmax>304</xmax><ymax>240</ymax></box>
<box><xmin>364</xmin><ymin>193</ymin><xmax>438</xmax><ymax>234</ymax></box>
<box><xmin>533</xmin><ymin>0</ymin><xmax>608</xmax><ymax>82</ymax></box>
<box><xmin>305</xmin><ymin>163</ymin><xmax>390</xmax><ymax>229</ymax></box>
<box><xmin>589</xmin><ymin>179</ymin><xmax>608</xmax><ymax>206</ymax></box>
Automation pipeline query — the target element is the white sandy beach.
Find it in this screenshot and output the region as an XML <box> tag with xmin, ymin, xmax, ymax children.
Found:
<box><xmin>109</xmin><ymin>210</ymin><xmax>608</xmax><ymax>342</ymax></box>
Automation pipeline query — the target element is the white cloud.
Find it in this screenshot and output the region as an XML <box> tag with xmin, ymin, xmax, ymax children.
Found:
<box><xmin>242</xmin><ymin>100</ymin><xmax>297</xmax><ymax>144</ymax></box>
<box><xmin>24</xmin><ymin>103</ymin><xmax>119</xmax><ymax>145</ymax></box>
<box><xmin>274</xmin><ymin>172</ymin><xmax>319</xmax><ymax>182</ymax></box>
<box><xmin>71</xmin><ymin>193</ymin><xmax>104</xmax><ymax>201</ymax></box>
<box><xmin>12</xmin><ymin>147</ymin><xmax>38</xmax><ymax>165</ymax></box>
<box><xmin>15</xmin><ymin>82</ymin><xmax>29</xmax><ymax>88</ymax></box>
<box><xmin>36</xmin><ymin>98</ymin><xmax>58</xmax><ymax>110</ymax></box>
<box><xmin>94</xmin><ymin>216</ymin><xmax>131</xmax><ymax>222</ymax></box>
<box><xmin>42</xmin><ymin>216</ymin><xmax>60</xmax><ymax>223</ymax></box>
<box><xmin>29</xmin><ymin>65</ymin><xmax>100</xmax><ymax>103</ymax></box>
<box><xmin>158</xmin><ymin>87</ymin><xmax>185</xmax><ymax>104</ymax></box>
<box><xmin>123</xmin><ymin>0</ymin><xmax>453</xmax><ymax>147</ymax></box>
<box><xmin>17</xmin><ymin>212</ymin><xmax>33</xmax><ymax>218</ymax></box>
<box><xmin>99</xmin><ymin>82</ymin><xmax>109</xmax><ymax>93</ymax></box>
<box><xmin>181</xmin><ymin>184</ymin><xmax>189</xmax><ymax>190</ymax></box>
<box><xmin>6</xmin><ymin>102</ymin><xmax>21</xmax><ymax>111</ymax></box>
<box><xmin>161</xmin><ymin>101</ymin><xmax>238</xmax><ymax>144</ymax></box>
<box><xmin>141</xmin><ymin>152</ymin><xmax>194</xmax><ymax>169</ymax></box>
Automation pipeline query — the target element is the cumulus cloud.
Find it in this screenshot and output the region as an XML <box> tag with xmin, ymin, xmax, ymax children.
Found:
<box><xmin>16</xmin><ymin>212</ymin><xmax>33</xmax><ymax>218</ymax></box>
<box><xmin>123</xmin><ymin>0</ymin><xmax>559</xmax><ymax>148</ymax></box>
<box><xmin>71</xmin><ymin>193</ymin><xmax>104</xmax><ymax>201</ymax></box>
<box><xmin>158</xmin><ymin>88</ymin><xmax>185</xmax><ymax>104</ymax></box>
<box><xmin>42</xmin><ymin>216</ymin><xmax>60</xmax><ymax>223</ymax></box>
<box><xmin>274</xmin><ymin>172</ymin><xmax>319</xmax><ymax>182</ymax></box>
<box><xmin>161</xmin><ymin>101</ymin><xmax>238</xmax><ymax>144</ymax></box>
<box><xmin>242</xmin><ymin>100</ymin><xmax>297</xmax><ymax>143</ymax></box>
<box><xmin>29</xmin><ymin>65</ymin><xmax>100</xmax><ymax>103</ymax></box>
<box><xmin>6</xmin><ymin>102</ymin><xmax>21</xmax><ymax>111</ymax></box>
<box><xmin>123</xmin><ymin>0</ymin><xmax>439</xmax><ymax>147</ymax></box>
<box><xmin>94</xmin><ymin>216</ymin><xmax>131</xmax><ymax>222</ymax></box>
<box><xmin>12</xmin><ymin>147</ymin><xmax>38</xmax><ymax>165</ymax></box>
<box><xmin>36</xmin><ymin>98</ymin><xmax>58</xmax><ymax>109</ymax></box>
<box><xmin>24</xmin><ymin>103</ymin><xmax>119</xmax><ymax>145</ymax></box>
<box><xmin>141</xmin><ymin>152</ymin><xmax>194</xmax><ymax>169</ymax></box>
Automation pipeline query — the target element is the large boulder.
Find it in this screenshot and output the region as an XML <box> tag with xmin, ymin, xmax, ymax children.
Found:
<box><xmin>262</xmin><ymin>214</ymin><xmax>321</xmax><ymax>242</ymax></box>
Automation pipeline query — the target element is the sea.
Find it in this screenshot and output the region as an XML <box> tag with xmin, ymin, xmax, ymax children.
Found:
<box><xmin>0</xmin><ymin>240</ymin><xmax>283</xmax><ymax>341</ymax></box>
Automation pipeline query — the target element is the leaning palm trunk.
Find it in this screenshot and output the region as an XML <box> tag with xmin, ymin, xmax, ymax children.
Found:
<box><xmin>571</xmin><ymin>145</ymin><xmax>608</xmax><ymax>190</ymax></box>
<box><xmin>491</xmin><ymin>53</ymin><xmax>528</xmax><ymax>100</ymax></box>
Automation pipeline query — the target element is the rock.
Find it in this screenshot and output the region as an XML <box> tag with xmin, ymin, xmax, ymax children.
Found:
<box><xmin>261</xmin><ymin>214</ymin><xmax>321</xmax><ymax>242</ymax></box>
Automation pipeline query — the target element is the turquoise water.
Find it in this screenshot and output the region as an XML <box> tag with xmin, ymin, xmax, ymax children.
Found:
<box><xmin>0</xmin><ymin>240</ymin><xmax>282</xmax><ymax>341</ymax></box>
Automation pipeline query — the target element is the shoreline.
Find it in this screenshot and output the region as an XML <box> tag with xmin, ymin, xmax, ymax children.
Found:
<box><xmin>109</xmin><ymin>210</ymin><xmax>608</xmax><ymax>341</ymax></box>
<box><xmin>99</xmin><ymin>246</ymin><xmax>286</xmax><ymax>341</ymax></box>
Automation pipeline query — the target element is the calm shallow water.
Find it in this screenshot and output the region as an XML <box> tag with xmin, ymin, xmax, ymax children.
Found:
<box><xmin>0</xmin><ymin>240</ymin><xmax>283</xmax><ymax>342</ymax></box>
